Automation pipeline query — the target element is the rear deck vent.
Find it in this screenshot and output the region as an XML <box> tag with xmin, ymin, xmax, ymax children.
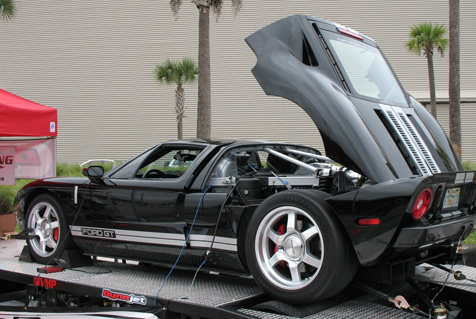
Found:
<box><xmin>397</xmin><ymin>112</ymin><xmax>440</xmax><ymax>174</ymax></box>
<box><xmin>378</xmin><ymin>105</ymin><xmax>441</xmax><ymax>176</ymax></box>
<box><xmin>376</xmin><ymin>110</ymin><xmax>419</xmax><ymax>175</ymax></box>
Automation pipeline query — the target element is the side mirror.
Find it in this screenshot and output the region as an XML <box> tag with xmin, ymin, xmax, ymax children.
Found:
<box><xmin>86</xmin><ymin>166</ymin><xmax>104</xmax><ymax>184</ymax></box>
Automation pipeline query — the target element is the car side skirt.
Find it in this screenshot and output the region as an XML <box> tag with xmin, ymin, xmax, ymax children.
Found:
<box><xmin>70</xmin><ymin>226</ymin><xmax>238</xmax><ymax>252</ymax></box>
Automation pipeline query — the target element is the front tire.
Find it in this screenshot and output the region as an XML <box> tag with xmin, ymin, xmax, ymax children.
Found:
<box><xmin>245</xmin><ymin>190</ymin><xmax>357</xmax><ymax>304</ymax></box>
<box><xmin>26</xmin><ymin>194</ymin><xmax>73</xmax><ymax>264</ymax></box>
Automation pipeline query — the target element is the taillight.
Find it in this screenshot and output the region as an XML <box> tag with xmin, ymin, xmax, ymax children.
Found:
<box><xmin>338</xmin><ymin>28</ymin><xmax>363</xmax><ymax>40</ymax></box>
<box><xmin>412</xmin><ymin>188</ymin><xmax>433</xmax><ymax>221</ymax></box>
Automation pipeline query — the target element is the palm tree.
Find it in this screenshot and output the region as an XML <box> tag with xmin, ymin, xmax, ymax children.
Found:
<box><xmin>406</xmin><ymin>23</ymin><xmax>448</xmax><ymax>119</ymax></box>
<box><xmin>449</xmin><ymin>0</ymin><xmax>461</xmax><ymax>159</ymax></box>
<box><xmin>155</xmin><ymin>58</ymin><xmax>198</xmax><ymax>140</ymax></box>
<box><xmin>170</xmin><ymin>0</ymin><xmax>243</xmax><ymax>140</ymax></box>
<box><xmin>0</xmin><ymin>0</ymin><xmax>15</xmax><ymax>20</ymax></box>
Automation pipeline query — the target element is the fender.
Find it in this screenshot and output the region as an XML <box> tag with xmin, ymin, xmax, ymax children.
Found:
<box><xmin>326</xmin><ymin>177</ymin><xmax>422</xmax><ymax>266</ymax></box>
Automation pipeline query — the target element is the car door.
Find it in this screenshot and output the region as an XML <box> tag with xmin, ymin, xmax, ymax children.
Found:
<box><xmin>77</xmin><ymin>143</ymin><xmax>206</xmax><ymax>249</ymax></box>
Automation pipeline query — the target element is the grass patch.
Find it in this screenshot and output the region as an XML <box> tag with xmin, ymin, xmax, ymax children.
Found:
<box><xmin>464</xmin><ymin>232</ymin><xmax>476</xmax><ymax>245</ymax></box>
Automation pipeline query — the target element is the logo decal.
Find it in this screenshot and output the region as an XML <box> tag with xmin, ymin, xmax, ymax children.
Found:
<box><xmin>81</xmin><ymin>227</ymin><xmax>116</xmax><ymax>238</ymax></box>
<box><xmin>0</xmin><ymin>155</ymin><xmax>13</xmax><ymax>169</ymax></box>
<box><xmin>0</xmin><ymin>147</ymin><xmax>15</xmax><ymax>185</ymax></box>
<box><xmin>33</xmin><ymin>277</ymin><xmax>57</xmax><ymax>289</ymax></box>
<box><xmin>102</xmin><ymin>288</ymin><xmax>147</xmax><ymax>305</ymax></box>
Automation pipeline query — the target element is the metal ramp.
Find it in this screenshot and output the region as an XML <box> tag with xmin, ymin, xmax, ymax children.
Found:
<box><xmin>0</xmin><ymin>239</ymin><xmax>457</xmax><ymax>318</ymax></box>
<box><xmin>0</xmin><ymin>239</ymin><xmax>262</xmax><ymax>315</ymax></box>
<box><xmin>237</xmin><ymin>300</ymin><xmax>421</xmax><ymax>318</ymax></box>
<box><xmin>416</xmin><ymin>264</ymin><xmax>476</xmax><ymax>295</ymax></box>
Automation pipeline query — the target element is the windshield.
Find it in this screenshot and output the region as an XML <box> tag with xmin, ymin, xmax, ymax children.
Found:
<box><xmin>323</xmin><ymin>30</ymin><xmax>407</xmax><ymax>106</ymax></box>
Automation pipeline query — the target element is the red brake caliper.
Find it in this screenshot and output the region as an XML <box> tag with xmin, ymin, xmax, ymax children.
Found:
<box><xmin>274</xmin><ymin>224</ymin><xmax>286</xmax><ymax>268</ymax></box>
<box><xmin>53</xmin><ymin>218</ymin><xmax>59</xmax><ymax>241</ymax></box>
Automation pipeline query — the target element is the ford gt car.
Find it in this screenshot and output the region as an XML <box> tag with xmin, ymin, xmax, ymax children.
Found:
<box><xmin>15</xmin><ymin>15</ymin><xmax>476</xmax><ymax>304</ymax></box>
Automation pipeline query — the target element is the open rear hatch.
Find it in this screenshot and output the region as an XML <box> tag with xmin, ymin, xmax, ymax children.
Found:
<box><xmin>246</xmin><ymin>15</ymin><xmax>462</xmax><ymax>183</ymax></box>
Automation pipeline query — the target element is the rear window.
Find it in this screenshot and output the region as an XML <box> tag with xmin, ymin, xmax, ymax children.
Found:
<box><xmin>323</xmin><ymin>30</ymin><xmax>407</xmax><ymax>106</ymax></box>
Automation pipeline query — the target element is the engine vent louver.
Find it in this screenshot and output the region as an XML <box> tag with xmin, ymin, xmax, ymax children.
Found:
<box><xmin>378</xmin><ymin>105</ymin><xmax>441</xmax><ymax>176</ymax></box>
<box><xmin>377</xmin><ymin>110</ymin><xmax>420</xmax><ymax>175</ymax></box>
<box><xmin>397</xmin><ymin>112</ymin><xmax>441</xmax><ymax>174</ymax></box>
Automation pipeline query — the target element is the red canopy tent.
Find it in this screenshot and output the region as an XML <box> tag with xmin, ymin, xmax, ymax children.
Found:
<box><xmin>0</xmin><ymin>88</ymin><xmax>57</xmax><ymax>137</ymax></box>
<box><xmin>0</xmin><ymin>89</ymin><xmax>57</xmax><ymax>183</ymax></box>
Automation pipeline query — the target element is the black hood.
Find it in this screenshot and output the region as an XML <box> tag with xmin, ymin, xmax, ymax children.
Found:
<box><xmin>246</xmin><ymin>15</ymin><xmax>461</xmax><ymax>183</ymax></box>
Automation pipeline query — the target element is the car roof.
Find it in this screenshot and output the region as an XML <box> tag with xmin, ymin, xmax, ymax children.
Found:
<box><xmin>162</xmin><ymin>139</ymin><xmax>316</xmax><ymax>149</ymax></box>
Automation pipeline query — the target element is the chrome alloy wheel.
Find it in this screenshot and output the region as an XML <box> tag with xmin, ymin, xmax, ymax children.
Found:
<box><xmin>255</xmin><ymin>206</ymin><xmax>324</xmax><ymax>290</ymax></box>
<box><xmin>27</xmin><ymin>201</ymin><xmax>61</xmax><ymax>258</ymax></box>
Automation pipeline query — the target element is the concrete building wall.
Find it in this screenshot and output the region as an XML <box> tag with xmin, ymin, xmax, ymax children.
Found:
<box><xmin>436</xmin><ymin>102</ymin><xmax>476</xmax><ymax>163</ymax></box>
<box><xmin>1</xmin><ymin>0</ymin><xmax>475</xmax><ymax>163</ymax></box>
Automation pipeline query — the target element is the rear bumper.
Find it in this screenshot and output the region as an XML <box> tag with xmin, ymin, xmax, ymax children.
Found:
<box><xmin>393</xmin><ymin>215</ymin><xmax>476</xmax><ymax>250</ymax></box>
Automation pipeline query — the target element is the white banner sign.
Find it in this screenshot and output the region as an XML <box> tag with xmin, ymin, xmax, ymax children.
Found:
<box><xmin>0</xmin><ymin>147</ymin><xmax>15</xmax><ymax>185</ymax></box>
<box><xmin>0</xmin><ymin>139</ymin><xmax>56</xmax><ymax>180</ymax></box>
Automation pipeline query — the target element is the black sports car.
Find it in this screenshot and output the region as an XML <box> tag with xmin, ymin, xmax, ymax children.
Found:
<box><xmin>15</xmin><ymin>15</ymin><xmax>476</xmax><ymax>304</ymax></box>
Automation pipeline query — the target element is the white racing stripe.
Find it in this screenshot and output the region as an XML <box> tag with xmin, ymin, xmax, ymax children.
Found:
<box><xmin>189</xmin><ymin>234</ymin><xmax>238</xmax><ymax>251</ymax></box>
<box><xmin>70</xmin><ymin>226</ymin><xmax>238</xmax><ymax>252</ymax></box>
<box><xmin>189</xmin><ymin>234</ymin><xmax>237</xmax><ymax>245</ymax></box>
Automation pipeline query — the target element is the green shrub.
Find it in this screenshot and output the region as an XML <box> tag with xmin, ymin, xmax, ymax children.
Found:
<box><xmin>464</xmin><ymin>232</ymin><xmax>476</xmax><ymax>245</ymax></box>
<box><xmin>0</xmin><ymin>186</ymin><xmax>16</xmax><ymax>215</ymax></box>
<box><xmin>461</xmin><ymin>162</ymin><xmax>475</xmax><ymax>244</ymax></box>
<box><xmin>0</xmin><ymin>179</ymin><xmax>32</xmax><ymax>215</ymax></box>
<box><xmin>56</xmin><ymin>163</ymin><xmax>84</xmax><ymax>177</ymax></box>
<box><xmin>56</xmin><ymin>162</ymin><xmax>117</xmax><ymax>177</ymax></box>
<box><xmin>463</xmin><ymin>161</ymin><xmax>476</xmax><ymax>171</ymax></box>
<box><xmin>0</xmin><ymin>161</ymin><xmax>118</xmax><ymax>215</ymax></box>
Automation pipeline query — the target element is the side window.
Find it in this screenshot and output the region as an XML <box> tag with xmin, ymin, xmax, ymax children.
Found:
<box><xmin>208</xmin><ymin>146</ymin><xmax>321</xmax><ymax>186</ymax></box>
<box><xmin>136</xmin><ymin>148</ymin><xmax>202</xmax><ymax>179</ymax></box>
<box><xmin>217</xmin><ymin>151</ymin><xmax>263</xmax><ymax>178</ymax></box>
<box><xmin>208</xmin><ymin>148</ymin><xmax>266</xmax><ymax>186</ymax></box>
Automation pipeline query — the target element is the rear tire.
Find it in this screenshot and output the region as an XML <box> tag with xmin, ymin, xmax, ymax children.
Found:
<box><xmin>26</xmin><ymin>194</ymin><xmax>73</xmax><ymax>265</ymax></box>
<box><xmin>245</xmin><ymin>190</ymin><xmax>357</xmax><ymax>304</ymax></box>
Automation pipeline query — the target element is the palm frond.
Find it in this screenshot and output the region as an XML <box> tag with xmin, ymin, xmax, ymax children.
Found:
<box><xmin>406</xmin><ymin>22</ymin><xmax>447</xmax><ymax>57</ymax></box>
<box><xmin>210</xmin><ymin>0</ymin><xmax>223</xmax><ymax>18</ymax></box>
<box><xmin>155</xmin><ymin>58</ymin><xmax>198</xmax><ymax>87</ymax></box>
<box><xmin>231</xmin><ymin>0</ymin><xmax>242</xmax><ymax>15</ymax></box>
<box><xmin>0</xmin><ymin>0</ymin><xmax>15</xmax><ymax>21</ymax></box>
<box><xmin>180</xmin><ymin>58</ymin><xmax>199</xmax><ymax>83</ymax></box>
<box><xmin>209</xmin><ymin>0</ymin><xmax>241</xmax><ymax>20</ymax></box>
<box><xmin>155</xmin><ymin>59</ymin><xmax>176</xmax><ymax>84</ymax></box>
<box><xmin>170</xmin><ymin>0</ymin><xmax>182</xmax><ymax>17</ymax></box>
